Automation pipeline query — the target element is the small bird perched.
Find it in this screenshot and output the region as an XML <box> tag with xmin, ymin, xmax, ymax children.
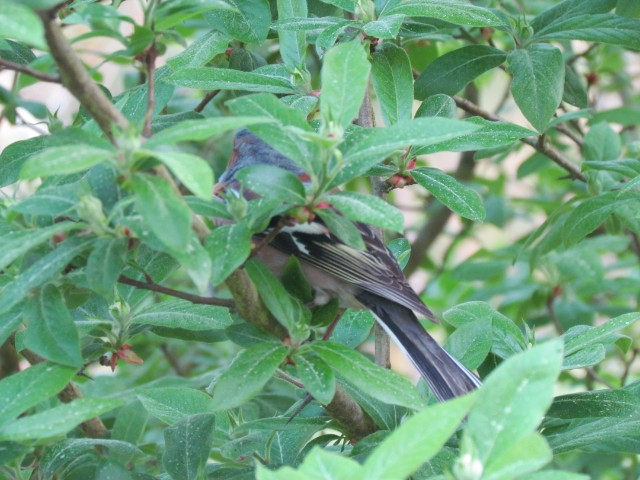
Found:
<box><xmin>216</xmin><ymin>129</ymin><xmax>481</xmax><ymax>401</ymax></box>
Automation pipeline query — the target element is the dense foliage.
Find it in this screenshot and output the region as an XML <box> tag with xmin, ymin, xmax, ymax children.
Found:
<box><xmin>1</xmin><ymin>0</ymin><xmax>639</xmax><ymax>478</ymax></box>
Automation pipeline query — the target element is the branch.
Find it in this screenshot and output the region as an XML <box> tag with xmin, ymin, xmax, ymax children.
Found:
<box><xmin>453</xmin><ymin>96</ymin><xmax>587</xmax><ymax>182</ymax></box>
<box><xmin>0</xmin><ymin>58</ymin><xmax>61</xmax><ymax>83</ymax></box>
<box><xmin>142</xmin><ymin>40</ymin><xmax>157</xmax><ymax>138</ymax></box>
<box><xmin>325</xmin><ymin>385</ymin><xmax>378</xmax><ymax>440</ymax></box>
<box><xmin>118</xmin><ymin>275</ymin><xmax>234</xmax><ymax>307</ymax></box>
<box><xmin>194</xmin><ymin>90</ymin><xmax>220</xmax><ymax>113</ymax></box>
<box><xmin>38</xmin><ymin>4</ymin><xmax>129</xmax><ymax>141</ymax></box>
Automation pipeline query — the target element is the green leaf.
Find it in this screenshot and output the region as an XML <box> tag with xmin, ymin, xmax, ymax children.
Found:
<box><xmin>410</xmin><ymin>167</ymin><xmax>485</xmax><ymax>221</ymax></box>
<box><xmin>133</xmin><ymin>299</ymin><xmax>232</xmax><ymax>330</ymax></box>
<box><xmin>0</xmin><ymin>222</ymin><xmax>82</xmax><ymax>272</ymax></box>
<box><xmin>0</xmin><ymin>306</ymin><xmax>23</xmax><ymax>347</ymax></box>
<box><xmin>293</xmin><ymin>349</ymin><xmax>336</xmax><ymax>404</ymax></box>
<box><xmin>143</xmin><ymin>150</ymin><xmax>213</xmax><ymax>200</ymax></box>
<box><xmin>445</xmin><ymin>318</ymin><xmax>492</xmax><ymax>370</ymax></box>
<box><xmin>132</xmin><ymin>173</ymin><xmax>192</xmax><ymax>252</ymax></box>
<box><xmin>483</xmin><ymin>433</ymin><xmax>552</xmax><ymax>480</ymax></box>
<box><xmin>531</xmin><ymin>0</ymin><xmax>616</xmax><ymax>31</ymax></box>
<box><xmin>167</xmin><ymin>30</ymin><xmax>230</xmax><ymax>69</ymax></box>
<box><xmin>0</xmin><ymin>38</ymin><xmax>36</xmax><ymax>65</ymax></box>
<box><xmin>205</xmin><ymin>0</ymin><xmax>271</xmax><ymax>43</ymax></box>
<box><xmin>618</xmin><ymin>0</ymin><xmax>640</xmax><ymax>17</ymax></box>
<box><xmin>0</xmin><ymin>397</ymin><xmax>122</xmax><ymax>441</ymax></box>
<box><xmin>336</xmin><ymin>117</ymin><xmax>479</xmax><ymax>186</ymax></box>
<box><xmin>415</xmin><ymin>117</ymin><xmax>536</xmax><ymax>155</ymax></box>
<box><xmin>309</xmin><ymin>341</ymin><xmax>427</xmax><ymax>409</ymax></box>
<box><xmin>245</xmin><ymin>259</ymin><xmax>310</xmax><ymax>343</ymax></box>
<box><xmin>583</xmin><ymin>122</ymin><xmax>621</xmax><ymax>161</ymax></box>
<box><xmin>0</xmin><ymin>363</ymin><xmax>76</xmax><ymax>427</ymax></box>
<box><xmin>209</xmin><ymin>342</ymin><xmax>289</xmax><ymax>410</ymax></box>
<box><xmin>236</xmin><ymin>164</ymin><xmax>306</xmax><ymax>204</ymax></box>
<box><xmin>10</xmin><ymin>182</ymin><xmax>82</xmax><ymax>217</ymax></box>
<box><xmin>461</xmin><ymin>339</ymin><xmax>563</xmax><ymax>465</ymax></box>
<box><xmin>0</xmin><ymin>237</ymin><xmax>93</xmax><ymax>315</ymax></box>
<box><xmin>315</xmin><ymin>20</ymin><xmax>358</xmax><ymax>56</ymax></box>
<box><xmin>522</xmin><ymin>472</ymin><xmax>590</xmax><ymax>480</ymax></box>
<box><xmin>112</xmin><ymin>401</ymin><xmax>148</xmax><ymax>445</ymax></box>
<box><xmin>415</xmin><ymin>94</ymin><xmax>456</xmax><ymax>119</ymax></box>
<box><xmin>86</xmin><ymin>238</ymin><xmax>127</xmax><ymax>299</ymax></box>
<box><xmin>415</xmin><ymin>45</ymin><xmax>506</xmax><ymax>100</ymax></box>
<box><xmin>362</xmin><ymin>394</ymin><xmax>475</xmax><ymax>480</ymax></box>
<box><xmin>0</xmin><ymin>2</ymin><xmax>46</xmax><ymax>50</ymax></box>
<box><xmin>371</xmin><ymin>42</ymin><xmax>413</xmax><ymax>126</ymax></box>
<box><xmin>23</xmin><ymin>285</ymin><xmax>83</xmax><ymax>367</ymax></box>
<box><xmin>185</xmin><ymin>196</ymin><xmax>231</xmax><ymax>219</ymax></box>
<box><xmin>327</xmin><ymin>191</ymin><xmax>404</xmax><ymax>233</ymax></box>
<box><xmin>533</xmin><ymin>14</ymin><xmax>640</xmax><ymax>50</ymax></box>
<box><xmin>277</xmin><ymin>0</ymin><xmax>308</xmax><ymax>68</ymax></box>
<box><xmin>166</xmin><ymin>67</ymin><xmax>296</xmax><ymax>93</ymax></box>
<box><xmin>564</xmin><ymin>312</ymin><xmax>640</xmax><ymax>356</ymax></box>
<box><xmin>138</xmin><ymin>388</ymin><xmax>215</xmax><ymax>424</ymax></box>
<box><xmin>563</xmin><ymin>63</ymin><xmax>588</xmax><ymax>109</ymax></box>
<box><xmin>257</xmin><ymin>447</ymin><xmax>361</xmax><ymax>480</ymax></box>
<box><xmin>508</xmin><ymin>44</ymin><xmax>565</xmax><ymax>133</ymax></box>
<box><xmin>163</xmin><ymin>413</ymin><xmax>216</xmax><ymax>480</ymax></box>
<box><xmin>330</xmin><ymin>309</ymin><xmax>376</xmax><ymax>348</ymax></box>
<box><xmin>321</xmin><ymin>40</ymin><xmax>371</xmax><ymax>131</ymax></box>
<box><xmin>145</xmin><ymin>116</ymin><xmax>270</xmax><ymax>148</ymax></box>
<box><xmin>205</xmin><ymin>222</ymin><xmax>252</xmax><ymax>285</ymax></box>
<box><xmin>19</xmin><ymin>145</ymin><xmax>114</xmax><ymax>180</ymax></box>
<box><xmin>363</xmin><ymin>14</ymin><xmax>405</xmax><ymax>39</ymax></box>
<box><xmin>386</xmin><ymin>0</ymin><xmax>505</xmax><ymax>27</ymax></box>
<box><xmin>562</xmin><ymin>192</ymin><xmax>636</xmax><ymax>247</ymax></box>
<box><xmin>316</xmin><ymin>208</ymin><xmax>365</xmax><ymax>250</ymax></box>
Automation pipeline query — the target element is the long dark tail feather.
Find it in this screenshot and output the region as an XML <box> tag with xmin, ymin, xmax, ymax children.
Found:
<box><xmin>356</xmin><ymin>291</ymin><xmax>482</xmax><ymax>402</ymax></box>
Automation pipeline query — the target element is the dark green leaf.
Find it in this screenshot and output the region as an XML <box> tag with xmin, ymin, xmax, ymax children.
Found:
<box><xmin>321</xmin><ymin>40</ymin><xmax>371</xmax><ymax>131</ymax></box>
<box><xmin>415</xmin><ymin>94</ymin><xmax>456</xmax><ymax>119</ymax></box>
<box><xmin>410</xmin><ymin>167</ymin><xmax>485</xmax><ymax>221</ymax></box>
<box><xmin>167</xmin><ymin>30</ymin><xmax>230</xmax><ymax>69</ymax></box>
<box><xmin>133</xmin><ymin>299</ymin><xmax>232</xmax><ymax>330</ymax></box>
<box><xmin>386</xmin><ymin>0</ymin><xmax>505</xmax><ymax>27</ymax></box>
<box><xmin>563</xmin><ymin>64</ymin><xmax>588</xmax><ymax>109</ymax></box>
<box><xmin>316</xmin><ymin>208</ymin><xmax>365</xmax><ymax>250</ymax></box>
<box><xmin>0</xmin><ymin>362</ymin><xmax>76</xmax><ymax>427</ymax></box>
<box><xmin>445</xmin><ymin>318</ymin><xmax>492</xmax><ymax>370</ymax></box>
<box><xmin>330</xmin><ymin>309</ymin><xmax>375</xmax><ymax>347</ymax></box>
<box><xmin>531</xmin><ymin>0</ymin><xmax>616</xmax><ymax>31</ymax></box>
<box><xmin>310</xmin><ymin>341</ymin><xmax>427</xmax><ymax>409</ymax></box>
<box><xmin>0</xmin><ymin>39</ymin><xmax>36</xmax><ymax>65</ymax></box>
<box><xmin>0</xmin><ymin>397</ymin><xmax>122</xmax><ymax>441</ymax></box>
<box><xmin>0</xmin><ymin>306</ymin><xmax>23</xmax><ymax>347</ymax></box>
<box><xmin>293</xmin><ymin>349</ymin><xmax>336</xmax><ymax>404</ymax></box>
<box><xmin>583</xmin><ymin>122</ymin><xmax>621</xmax><ymax>161</ymax></box>
<box><xmin>371</xmin><ymin>42</ymin><xmax>413</xmax><ymax>126</ymax></box>
<box><xmin>138</xmin><ymin>388</ymin><xmax>215</xmax><ymax>424</ymax></box>
<box><xmin>86</xmin><ymin>238</ymin><xmax>127</xmax><ymax>299</ymax></box>
<box><xmin>19</xmin><ymin>145</ymin><xmax>114</xmax><ymax>180</ymax></box>
<box><xmin>415</xmin><ymin>45</ymin><xmax>506</xmax><ymax>100</ymax></box>
<box><xmin>205</xmin><ymin>222</ymin><xmax>252</xmax><ymax>285</ymax></box>
<box><xmin>236</xmin><ymin>163</ymin><xmax>306</xmax><ymax>204</ymax></box>
<box><xmin>327</xmin><ymin>191</ymin><xmax>404</xmax><ymax>233</ymax></box>
<box><xmin>132</xmin><ymin>173</ymin><xmax>192</xmax><ymax>252</ymax></box>
<box><xmin>564</xmin><ymin>312</ymin><xmax>640</xmax><ymax>356</ymax></box>
<box><xmin>508</xmin><ymin>44</ymin><xmax>565</xmax><ymax>133</ymax></box>
<box><xmin>185</xmin><ymin>196</ymin><xmax>231</xmax><ymax>219</ymax></box>
<box><xmin>163</xmin><ymin>413</ymin><xmax>216</xmax><ymax>480</ymax></box>
<box><xmin>166</xmin><ymin>67</ymin><xmax>296</xmax><ymax>93</ymax></box>
<box><xmin>209</xmin><ymin>342</ymin><xmax>289</xmax><ymax>410</ymax></box>
<box><xmin>362</xmin><ymin>394</ymin><xmax>475</xmax><ymax>479</ymax></box>
<box><xmin>363</xmin><ymin>14</ymin><xmax>405</xmax><ymax>39</ymax></box>
<box><xmin>277</xmin><ymin>0</ymin><xmax>308</xmax><ymax>68</ymax></box>
<box><xmin>205</xmin><ymin>0</ymin><xmax>271</xmax><ymax>43</ymax></box>
<box><xmin>10</xmin><ymin>183</ymin><xmax>82</xmax><ymax>217</ymax></box>
<box><xmin>618</xmin><ymin>0</ymin><xmax>640</xmax><ymax>17</ymax></box>
<box><xmin>387</xmin><ymin>237</ymin><xmax>410</xmax><ymax>269</ymax></box>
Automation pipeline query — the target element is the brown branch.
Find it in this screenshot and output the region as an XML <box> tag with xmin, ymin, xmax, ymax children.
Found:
<box><xmin>555</xmin><ymin>123</ymin><xmax>584</xmax><ymax>149</ymax></box>
<box><xmin>117</xmin><ymin>275</ymin><xmax>234</xmax><ymax>307</ymax></box>
<box><xmin>0</xmin><ymin>58</ymin><xmax>61</xmax><ymax>83</ymax></box>
<box><xmin>38</xmin><ymin>4</ymin><xmax>129</xmax><ymax>142</ymax></box>
<box><xmin>325</xmin><ymin>385</ymin><xmax>378</xmax><ymax>440</ymax></box>
<box><xmin>142</xmin><ymin>40</ymin><xmax>157</xmax><ymax>138</ymax></box>
<box><xmin>194</xmin><ymin>90</ymin><xmax>220</xmax><ymax>113</ymax></box>
<box><xmin>161</xmin><ymin>344</ymin><xmax>188</xmax><ymax>377</ymax></box>
<box><xmin>453</xmin><ymin>96</ymin><xmax>586</xmax><ymax>182</ymax></box>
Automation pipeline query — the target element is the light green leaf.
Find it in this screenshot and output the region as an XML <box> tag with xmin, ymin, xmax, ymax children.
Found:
<box><xmin>277</xmin><ymin>0</ymin><xmax>308</xmax><ymax>68</ymax></box>
<box><xmin>363</xmin><ymin>14</ymin><xmax>405</xmax><ymax>39</ymax></box>
<box><xmin>483</xmin><ymin>433</ymin><xmax>552</xmax><ymax>480</ymax></box>
<box><xmin>236</xmin><ymin>164</ymin><xmax>306</xmax><ymax>204</ymax></box>
<box><xmin>0</xmin><ymin>363</ymin><xmax>76</xmax><ymax>427</ymax></box>
<box><xmin>508</xmin><ymin>44</ymin><xmax>565</xmax><ymax>132</ymax></box>
<box><xmin>132</xmin><ymin>173</ymin><xmax>192</xmax><ymax>252</ymax></box>
<box><xmin>0</xmin><ymin>398</ymin><xmax>123</xmax><ymax>441</ymax></box>
<box><xmin>204</xmin><ymin>0</ymin><xmax>271</xmax><ymax>43</ymax></box>
<box><xmin>316</xmin><ymin>208</ymin><xmax>365</xmax><ymax>250</ymax></box>
<box><xmin>330</xmin><ymin>309</ymin><xmax>376</xmax><ymax>348</ymax></box>
<box><xmin>138</xmin><ymin>388</ymin><xmax>215</xmax><ymax>424</ymax></box>
<box><xmin>205</xmin><ymin>222</ymin><xmax>252</xmax><ymax>285</ymax></box>
<box><xmin>583</xmin><ymin>122</ymin><xmax>621</xmax><ymax>161</ymax></box>
<box><xmin>386</xmin><ymin>0</ymin><xmax>505</xmax><ymax>27</ymax></box>
<box><xmin>166</xmin><ymin>67</ymin><xmax>296</xmax><ymax>93</ymax></box>
<box><xmin>20</xmin><ymin>145</ymin><xmax>114</xmax><ymax>180</ymax></box>
<box><xmin>0</xmin><ymin>2</ymin><xmax>46</xmax><ymax>50</ymax></box>
<box><xmin>410</xmin><ymin>167</ymin><xmax>485</xmax><ymax>221</ymax></box>
<box><xmin>415</xmin><ymin>45</ymin><xmax>506</xmax><ymax>100</ymax></box>
<box><xmin>444</xmin><ymin>318</ymin><xmax>492</xmax><ymax>370</ymax></box>
<box><xmin>310</xmin><ymin>341</ymin><xmax>427</xmax><ymax>409</ymax></box>
<box><xmin>167</xmin><ymin>30</ymin><xmax>230</xmax><ymax>69</ymax></box>
<box><xmin>133</xmin><ymin>299</ymin><xmax>231</xmax><ymax>331</ymax></box>
<box><xmin>564</xmin><ymin>312</ymin><xmax>640</xmax><ymax>356</ymax></box>
<box><xmin>163</xmin><ymin>413</ymin><xmax>216</xmax><ymax>480</ymax></box>
<box><xmin>209</xmin><ymin>343</ymin><xmax>289</xmax><ymax>410</ymax></box>
<box><xmin>415</xmin><ymin>94</ymin><xmax>457</xmax><ymax>119</ymax></box>
<box><xmin>293</xmin><ymin>349</ymin><xmax>336</xmax><ymax>405</ymax></box>
<box><xmin>371</xmin><ymin>42</ymin><xmax>413</xmax><ymax>126</ymax></box>
<box><xmin>321</xmin><ymin>40</ymin><xmax>371</xmax><ymax>131</ymax></box>
<box><xmin>143</xmin><ymin>150</ymin><xmax>213</xmax><ymax>200</ymax></box>
<box><xmin>327</xmin><ymin>191</ymin><xmax>404</xmax><ymax>233</ymax></box>
<box><xmin>86</xmin><ymin>237</ymin><xmax>127</xmax><ymax>299</ymax></box>
<box><xmin>363</xmin><ymin>394</ymin><xmax>475</xmax><ymax>480</ymax></box>
<box><xmin>531</xmin><ymin>0</ymin><xmax>616</xmax><ymax>31</ymax></box>
<box><xmin>618</xmin><ymin>0</ymin><xmax>640</xmax><ymax>17</ymax></box>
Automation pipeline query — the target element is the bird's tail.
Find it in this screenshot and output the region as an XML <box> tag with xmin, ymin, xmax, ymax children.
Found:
<box><xmin>356</xmin><ymin>291</ymin><xmax>482</xmax><ymax>402</ymax></box>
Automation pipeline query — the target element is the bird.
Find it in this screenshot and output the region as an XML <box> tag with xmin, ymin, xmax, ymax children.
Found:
<box><xmin>215</xmin><ymin>129</ymin><xmax>481</xmax><ymax>401</ymax></box>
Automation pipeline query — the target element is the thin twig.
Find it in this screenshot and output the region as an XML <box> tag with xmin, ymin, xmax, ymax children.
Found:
<box><xmin>160</xmin><ymin>344</ymin><xmax>188</xmax><ymax>377</ymax></box>
<box><xmin>142</xmin><ymin>40</ymin><xmax>157</xmax><ymax>138</ymax></box>
<box><xmin>621</xmin><ymin>347</ymin><xmax>638</xmax><ymax>386</ymax></box>
<box><xmin>118</xmin><ymin>275</ymin><xmax>234</xmax><ymax>307</ymax></box>
<box><xmin>194</xmin><ymin>90</ymin><xmax>220</xmax><ymax>113</ymax></box>
<box><xmin>453</xmin><ymin>96</ymin><xmax>587</xmax><ymax>182</ymax></box>
<box><xmin>247</xmin><ymin>218</ymin><xmax>288</xmax><ymax>262</ymax></box>
<box><xmin>0</xmin><ymin>58</ymin><xmax>61</xmax><ymax>83</ymax></box>
<box><xmin>555</xmin><ymin>123</ymin><xmax>584</xmax><ymax>149</ymax></box>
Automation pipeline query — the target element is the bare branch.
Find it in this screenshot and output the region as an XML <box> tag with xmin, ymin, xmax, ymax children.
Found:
<box><xmin>118</xmin><ymin>275</ymin><xmax>234</xmax><ymax>307</ymax></box>
<box><xmin>194</xmin><ymin>90</ymin><xmax>220</xmax><ymax>113</ymax></box>
<box><xmin>0</xmin><ymin>58</ymin><xmax>61</xmax><ymax>83</ymax></box>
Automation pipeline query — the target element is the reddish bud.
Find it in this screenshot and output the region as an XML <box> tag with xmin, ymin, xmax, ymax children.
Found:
<box><xmin>552</xmin><ymin>285</ymin><xmax>563</xmax><ymax>297</ymax></box>
<box><xmin>110</xmin><ymin>353</ymin><xmax>118</xmax><ymax>372</ymax></box>
<box><xmin>406</xmin><ymin>158</ymin><xmax>417</xmax><ymax>170</ymax></box>
<box><xmin>315</xmin><ymin>201</ymin><xmax>332</xmax><ymax>210</ymax></box>
<box><xmin>289</xmin><ymin>206</ymin><xmax>315</xmax><ymax>224</ymax></box>
<box><xmin>310</xmin><ymin>89</ymin><xmax>321</xmax><ymax>97</ymax></box>
<box><xmin>122</xmin><ymin>227</ymin><xmax>132</xmax><ymax>237</ymax></box>
<box><xmin>116</xmin><ymin>344</ymin><xmax>144</xmax><ymax>366</ymax></box>
<box><xmin>52</xmin><ymin>233</ymin><xmax>66</xmax><ymax>245</ymax></box>
<box><xmin>389</xmin><ymin>174</ymin><xmax>416</xmax><ymax>189</ymax></box>
<box><xmin>225</xmin><ymin>48</ymin><xmax>233</xmax><ymax>57</ymax></box>
<box><xmin>586</xmin><ymin>72</ymin><xmax>598</xmax><ymax>86</ymax></box>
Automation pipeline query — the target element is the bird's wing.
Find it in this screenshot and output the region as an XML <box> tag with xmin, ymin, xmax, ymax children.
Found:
<box><xmin>264</xmin><ymin>219</ymin><xmax>436</xmax><ymax>321</ymax></box>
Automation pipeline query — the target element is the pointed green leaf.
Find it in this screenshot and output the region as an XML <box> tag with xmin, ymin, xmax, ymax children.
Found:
<box><xmin>363</xmin><ymin>14</ymin><xmax>405</xmax><ymax>39</ymax></box>
<box><xmin>0</xmin><ymin>2</ymin><xmax>46</xmax><ymax>50</ymax></box>
<box><xmin>371</xmin><ymin>42</ymin><xmax>413</xmax><ymax>126</ymax></box>
<box><xmin>86</xmin><ymin>238</ymin><xmax>127</xmax><ymax>299</ymax></box>
<box><xmin>20</xmin><ymin>145</ymin><xmax>114</xmax><ymax>180</ymax></box>
<box><xmin>166</xmin><ymin>67</ymin><xmax>295</xmax><ymax>93</ymax></box>
<box><xmin>293</xmin><ymin>349</ymin><xmax>336</xmax><ymax>405</ymax></box>
<box><xmin>327</xmin><ymin>191</ymin><xmax>404</xmax><ymax>233</ymax></box>
<box><xmin>205</xmin><ymin>223</ymin><xmax>252</xmax><ymax>285</ymax></box>
<box><xmin>564</xmin><ymin>312</ymin><xmax>640</xmax><ymax>356</ymax></box>
<box><xmin>236</xmin><ymin>164</ymin><xmax>306</xmax><ymax>204</ymax></box>
<box><xmin>386</xmin><ymin>0</ymin><xmax>505</xmax><ymax>27</ymax></box>
<box><xmin>143</xmin><ymin>150</ymin><xmax>214</xmax><ymax>200</ymax></box>
<box><xmin>163</xmin><ymin>413</ymin><xmax>216</xmax><ymax>480</ymax></box>
<box><xmin>133</xmin><ymin>299</ymin><xmax>232</xmax><ymax>330</ymax></box>
<box><xmin>204</xmin><ymin>0</ymin><xmax>271</xmax><ymax>43</ymax></box>
<box><xmin>138</xmin><ymin>388</ymin><xmax>215</xmax><ymax>424</ymax></box>
<box><xmin>316</xmin><ymin>208</ymin><xmax>365</xmax><ymax>250</ymax></box>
